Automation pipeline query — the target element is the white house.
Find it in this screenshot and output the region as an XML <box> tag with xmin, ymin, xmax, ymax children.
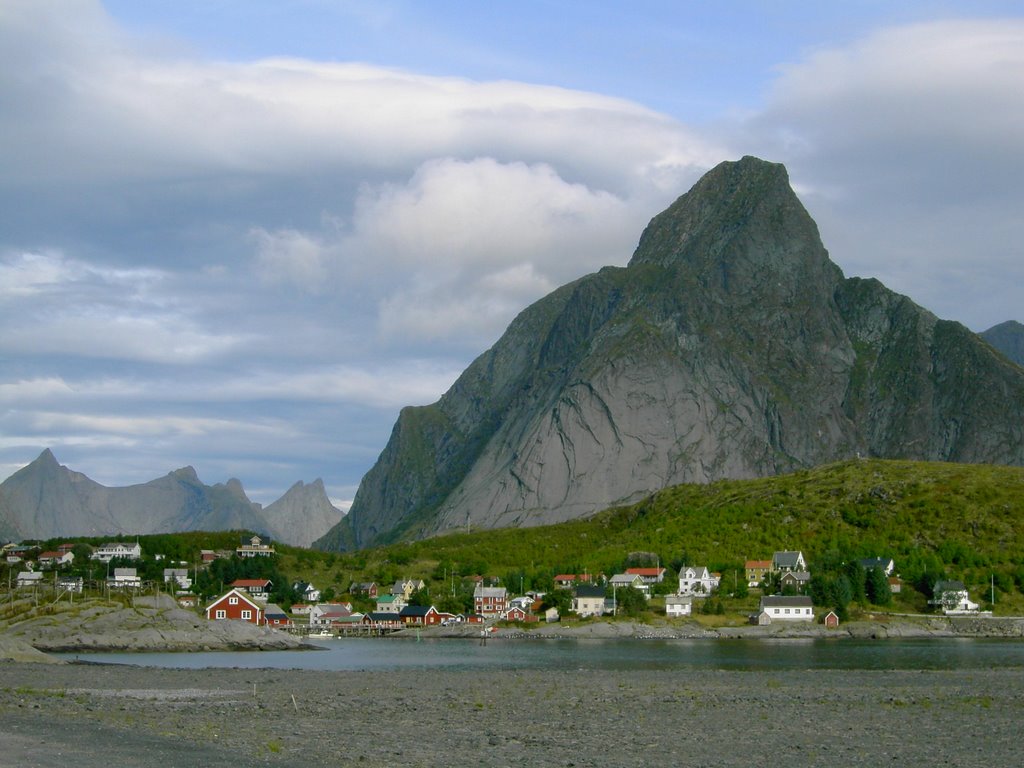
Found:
<box><xmin>293</xmin><ymin>581</ymin><xmax>321</xmax><ymax>602</ymax></box>
<box><xmin>236</xmin><ymin>535</ymin><xmax>275</xmax><ymax>558</ymax></box>
<box><xmin>163</xmin><ymin>568</ymin><xmax>192</xmax><ymax>591</ymax></box>
<box><xmin>37</xmin><ymin>550</ymin><xmax>74</xmax><ymax>568</ymax></box>
<box><xmin>665</xmin><ymin>595</ymin><xmax>693</xmax><ymax>617</ymax></box>
<box><xmin>16</xmin><ymin>571</ymin><xmax>44</xmax><ymax>588</ymax></box>
<box><xmin>930</xmin><ymin>580</ymin><xmax>979</xmax><ymax>613</ymax></box>
<box><xmin>108</xmin><ymin>567</ymin><xmax>141</xmax><ymax>589</ymax></box>
<box><xmin>757</xmin><ymin>595</ymin><xmax>814</xmax><ymax>623</ymax></box>
<box><xmin>677</xmin><ymin>566</ymin><xmax>720</xmax><ymax>596</ymax></box>
<box><xmin>309</xmin><ymin>603</ymin><xmax>357</xmax><ymax>627</ymax></box>
<box><xmin>572</xmin><ymin>584</ymin><xmax>607</xmax><ymax>617</ymax></box>
<box><xmin>624</xmin><ymin>567</ymin><xmax>667</xmax><ymax>584</ymax></box>
<box><xmin>57</xmin><ymin>575</ymin><xmax>84</xmax><ymax>593</ymax></box>
<box><xmin>375</xmin><ymin>594</ymin><xmax>407</xmax><ymax>614</ymax></box>
<box><xmin>90</xmin><ymin>542</ymin><xmax>142</xmax><ymax>562</ymax></box>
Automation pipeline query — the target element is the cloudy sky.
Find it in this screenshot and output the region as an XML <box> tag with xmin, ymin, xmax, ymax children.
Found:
<box><xmin>2</xmin><ymin>1</ymin><xmax>1023</xmax><ymax>508</ymax></box>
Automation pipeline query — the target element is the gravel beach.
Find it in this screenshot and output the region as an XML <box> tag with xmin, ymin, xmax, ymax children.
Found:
<box><xmin>1</xmin><ymin>658</ymin><xmax>1018</xmax><ymax>767</ymax></box>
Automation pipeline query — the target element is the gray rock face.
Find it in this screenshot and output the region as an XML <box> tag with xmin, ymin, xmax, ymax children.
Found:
<box><xmin>981</xmin><ymin>320</ymin><xmax>1024</xmax><ymax>367</ymax></box>
<box><xmin>0</xmin><ymin>449</ymin><xmax>342</xmax><ymax>545</ymax></box>
<box><xmin>3</xmin><ymin>594</ymin><xmax>302</xmax><ymax>653</ymax></box>
<box><xmin>317</xmin><ymin>156</ymin><xmax>1024</xmax><ymax>551</ymax></box>
<box><xmin>261</xmin><ymin>479</ymin><xmax>344</xmax><ymax>548</ymax></box>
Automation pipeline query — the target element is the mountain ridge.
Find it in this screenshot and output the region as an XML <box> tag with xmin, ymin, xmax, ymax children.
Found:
<box><xmin>0</xmin><ymin>450</ymin><xmax>344</xmax><ymax>545</ymax></box>
<box><xmin>317</xmin><ymin>156</ymin><xmax>1024</xmax><ymax>551</ymax></box>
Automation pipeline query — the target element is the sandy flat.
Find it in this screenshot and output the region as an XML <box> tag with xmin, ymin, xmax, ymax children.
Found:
<box><xmin>0</xmin><ymin>658</ymin><xmax>1018</xmax><ymax>767</ymax></box>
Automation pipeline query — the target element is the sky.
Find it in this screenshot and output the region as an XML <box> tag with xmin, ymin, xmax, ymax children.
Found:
<box><xmin>2</xmin><ymin>1</ymin><xmax>1023</xmax><ymax>508</ymax></box>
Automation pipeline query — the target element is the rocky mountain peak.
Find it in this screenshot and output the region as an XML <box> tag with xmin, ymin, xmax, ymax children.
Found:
<box><xmin>170</xmin><ymin>466</ymin><xmax>200</xmax><ymax>483</ymax></box>
<box><xmin>629</xmin><ymin>155</ymin><xmax>841</xmax><ymax>301</ymax></box>
<box><xmin>316</xmin><ymin>156</ymin><xmax>1024</xmax><ymax>552</ymax></box>
<box><xmin>981</xmin><ymin>320</ymin><xmax>1024</xmax><ymax>367</ymax></box>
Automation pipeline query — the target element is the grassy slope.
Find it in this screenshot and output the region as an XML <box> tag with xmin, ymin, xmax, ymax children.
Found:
<box><xmin>19</xmin><ymin>460</ymin><xmax>1023</xmax><ymax>615</ymax></box>
<box><xmin>299</xmin><ymin>459</ymin><xmax>1024</xmax><ymax>614</ymax></box>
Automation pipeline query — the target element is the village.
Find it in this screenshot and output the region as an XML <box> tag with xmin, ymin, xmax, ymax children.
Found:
<box><xmin>3</xmin><ymin>534</ymin><xmax>989</xmax><ymax>638</ymax></box>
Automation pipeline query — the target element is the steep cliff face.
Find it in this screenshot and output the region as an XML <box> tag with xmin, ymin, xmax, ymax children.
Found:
<box><xmin>317</xmin><ymin>156</ymin><xmax>1024</xmax><ymax>551</ymax></box>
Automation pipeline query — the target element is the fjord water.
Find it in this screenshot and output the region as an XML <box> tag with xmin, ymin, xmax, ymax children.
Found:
<box><xmin>61</xmin><ymin>637</ymin><xmax>1024</xmax><ymax>672</ymax></box>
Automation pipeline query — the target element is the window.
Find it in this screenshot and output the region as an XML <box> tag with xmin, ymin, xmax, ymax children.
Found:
<box><xmin>229</xmin><ymin>596</ymin><xmax>238</xmax><ymax>605</ymax></box>
<box><xmin>215</xmin><ymin>609</ymin><xmax>226</xmax><ymax>619</ymax></box>
<box><xmin>241</xmin><ymin>610</ymin><xmax>252</xmax><ymax>620</ymax></box>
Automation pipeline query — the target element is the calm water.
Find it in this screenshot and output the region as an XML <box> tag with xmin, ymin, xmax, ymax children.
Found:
<box><xmin>59</xmin><ymin>636</ymin><xmax>1024</xmax><ymax>672</ymax></box>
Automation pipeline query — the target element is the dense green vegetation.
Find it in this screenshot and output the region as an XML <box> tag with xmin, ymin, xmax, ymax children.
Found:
<box><xmin>301</xmin><ymin>459</ymin><xmax>1024</xmax><ymax>615</ymax></box>
<box><xmin>7</xmin><ymin>459</ymin><xmax>1024</xmax><ymax>618</ymax></box>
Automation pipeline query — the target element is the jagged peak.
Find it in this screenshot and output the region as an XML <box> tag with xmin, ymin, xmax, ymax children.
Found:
<box><xmin>223</xmin><ymin>478</ymin><xmax>249</xmax><ymax>500</ymax></box>
<box><xmin>627</xmin><ymin>156</ymin><xmax>838</xmax><ymax>291</ymax></box>
<box><xmin>170</xmin><ymin>466</ymin><xmax>199</xmax><ymax>482</ymax></box>
<box><xmin>34</xmin><ymin>448</ymin><xmax>59</xmax><ymax>467</ymax></box>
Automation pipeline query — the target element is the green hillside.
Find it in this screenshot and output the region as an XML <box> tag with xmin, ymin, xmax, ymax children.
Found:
<box><xmin>16</xmin><ymin>459</ymin><xmax>1023</xmax><ymax>617</ymax></box>
<box><xmin>309</xmin><ymin>459</ymin><xmax>1024</xmax><ymax>613</ymax></box>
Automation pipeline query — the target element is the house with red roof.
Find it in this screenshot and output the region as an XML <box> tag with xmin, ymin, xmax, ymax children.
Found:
<box><xmin>554</xmin><ymin>574</ymin><xmax>592</xmax><ymax>589</ymax></box>
<box><xmin>205</xmin><ymin>588</ymin><xmax>264</xmax><ymax>625</ymax></box>
<box><xmin>231</xmin><ymin>578</ymin><xmax>272</xmax><ymax>600</ymax></box>
<box><xmin>38</xmin><ymin>550</ymin><xmax>74</xmax><ymax>568</ymax></box>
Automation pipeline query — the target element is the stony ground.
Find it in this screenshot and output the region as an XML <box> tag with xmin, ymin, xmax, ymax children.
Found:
<box><xmin>0</xmin><ymin>660</ymin><xmax>1017</xmax><ymax>767</ymax></box>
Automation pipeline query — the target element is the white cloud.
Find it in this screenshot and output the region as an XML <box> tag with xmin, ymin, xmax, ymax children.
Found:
<box><xmin>250</xmin><ymin>227</ymin><xmax>331</xmax><ymax>292</ymax></box>
<box><xmin>746</xmin><ymin>18</ymin><xmax>1024</xmax><ymax>330</ymax></box>
<box><xmin>0</xmin><ymin>250</ymin><xmax>247</xmax><ymax>363</ymax></box>
<box><xmin>297</xmin><ymin>157</ymin><xmax>657</xmax><ymax>343</ymax></box>
<box><xmin>1</xmin><ymin>1</ymin><xmax>721</xmax><ymax>189</ymax></box>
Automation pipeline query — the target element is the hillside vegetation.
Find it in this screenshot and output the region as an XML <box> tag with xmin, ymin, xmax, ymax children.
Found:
<box><xmin>302</xmin><ymin>459</ymin><xmax>1024</xmax><ymax>614</ymax></box>
<box><xmin>13</xmin><ymin>460</ymin><xmax>1024</xmax><ymax>617</ymax></box>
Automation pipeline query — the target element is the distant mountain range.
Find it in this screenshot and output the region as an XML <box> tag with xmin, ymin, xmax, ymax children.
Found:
<box><xmin>316</xmin><ymin>156</ymin><xmax>1024</xmax><ymax>552</ymax></box>
<box><xmin>0</xmin><ymin>449</ymin><xmax>343</xmax><ymax>547</ymax></box>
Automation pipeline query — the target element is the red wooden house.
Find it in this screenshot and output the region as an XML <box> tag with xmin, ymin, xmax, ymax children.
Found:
<box><xmin>502</xmin><ymin>605</ymin><xmax>538</xmax><ymax>623</ymax></box>
<box><xmin>399</xmin><ymin>605</ymin><xmax>442</xmax><ymax>626</ymax></box>
<box><xmin>205</xmin><ymin>588</ymin><xmax>264</xmax><ymax>625</ymax></box>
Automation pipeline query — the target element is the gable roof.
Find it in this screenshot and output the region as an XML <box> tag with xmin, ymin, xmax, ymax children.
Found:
<box><xmin>625</xmin><ymin>567</ymin><xmax>665</xmax><ymax>577</ymax></box>
<box><xmin>231</xmin><ymin>578</ymin><xmax>272</xmax><ymax>588</ymax></box>
<box><xmin>575</xmin><ymin>584</ymin><xmax>606</xmax><ymax>598</ymax></box>
<box><xmin>474</xmin><ymin>586</ymin><xmax>507</xmax><ymax>598</ymax></box>
<box><xmin>399</xmin><ymin>605</ymin><xmax>437</xmax><ymax>617</ymax></box>
<box><xmin>760</xmin><ymin>595</ymin><xmax>813</xmax><ymax>608</ymax></box>
<box><xmin>206</xmin><ymin>587</ymin><xmax>262</xmax><ymax>613</ymax></box>
<box><xmin>772</xmin><ymin>551</ymin><xmax>804</xmax><ymax>568</ymax></box>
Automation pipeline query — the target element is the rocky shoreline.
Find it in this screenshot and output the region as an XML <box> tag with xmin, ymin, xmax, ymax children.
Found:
<box><xmin>0</xmin><ymin>594</ymin><xmax>305</xmax><ymax>661</ymax></box>
<box><xmin>4</xmin><ymin>593</ymin><xmax>1024</xmax><ymax>664</ymax></box>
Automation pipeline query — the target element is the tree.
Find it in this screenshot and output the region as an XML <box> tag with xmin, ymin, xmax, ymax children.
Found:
<box><xmin>865</xmin><ymin>567</ymin><xmax>892</xmax><ymax>605</ymax></box>
<box><xmin>408</xmin><ymin>586</ymin><xmax>431</xmax><ymax>607</ymax></box>
<box><xmin>541</xmin><ymin>588</ymin><xmax>572</xmax><ymax>615</ymax></box>
<box><xmin>614</xmin><ymin>587</ymin><xmax>647</xmax><ymax>618</ymax></box>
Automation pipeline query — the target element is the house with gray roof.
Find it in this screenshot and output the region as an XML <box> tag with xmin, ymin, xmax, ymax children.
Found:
<box><xmin>756</xmin><ymin>595</ymin><xmax>814</xmax><ymax>624</ymax></box>
<box><xmin>771</xmin><ymin>551</ymin><xmax>806</xmax><ymax>573</ymax></box>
